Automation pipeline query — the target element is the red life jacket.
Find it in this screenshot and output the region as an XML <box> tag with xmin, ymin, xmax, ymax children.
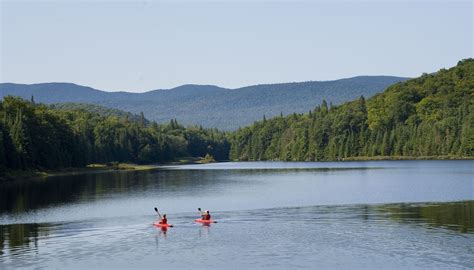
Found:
<box><xmin>160</xmin><ymin>218</ymin><xmax>167</xmax><ymax>224</ymax></box>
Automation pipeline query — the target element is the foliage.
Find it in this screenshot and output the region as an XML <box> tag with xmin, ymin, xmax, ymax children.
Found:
<box><xmin>1</xmin><ymin>60</ymin><xmax>471</xmax><ymax>172</ymax></box>
<box><xmin>202</xmin><ymin>154</ymin><xmax>216</xmax><ymax>163</ymax></box>
<box><xmin>229</xmin><ymin>59</ymin><xmax>474</xmax><ymax>161</ymax></box>
<box><xmin>50</xmin><ymin>102</ymin><xmax>149</xmax><ymax>125</ymax></box>
<box><xmin>0</xmin><ymin>98</ymin><xmax>230</xmax><ymax>173</ymax></box>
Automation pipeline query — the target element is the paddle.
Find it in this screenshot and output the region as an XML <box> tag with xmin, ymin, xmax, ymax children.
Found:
<box><xmin>154</xmin><ymin>207</ymin><xmax>162</xmax><ymax>218</ymax></box>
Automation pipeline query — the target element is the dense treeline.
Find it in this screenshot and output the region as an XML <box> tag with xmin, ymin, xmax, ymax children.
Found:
<box><xmin>229</xmin><ymin>59</ymin><xmax>474</xmax><ymax>161</ymax></box>
<box><xmin>50</xmin><ymin>102</ymin><xmax>150</xmax><ymax>125</ymax></box>
<box><xmin>1</xmin><ymin>60</ymin><xmax>472</xmax><ymax>175</ymax></box>
<box><xmin>0</xmin><ymin>97</ymin><xmax>229</xmax><ymax>172</ymax></box>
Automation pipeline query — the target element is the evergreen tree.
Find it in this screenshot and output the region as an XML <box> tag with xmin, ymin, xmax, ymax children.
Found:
<box><xmin>229</xmin><ymin>59</ymin><xmax>473</xmax><ymax>161</ymax></box>
<box><xmin>140</xmin><ymin>112</ymin><xmax>145</xmax><ymax>127</ymax></box>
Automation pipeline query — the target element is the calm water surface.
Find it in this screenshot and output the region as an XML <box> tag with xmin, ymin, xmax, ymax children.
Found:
<box><xmin>0</xmin><ymin>160</ymin><xmax>473</xmax><ymax>269</ymax></box>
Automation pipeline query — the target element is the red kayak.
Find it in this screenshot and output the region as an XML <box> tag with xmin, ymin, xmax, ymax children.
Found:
<box><xmin>153</xmin><ymin>222</ymin><xmax>173</xmax><ymax>228</ymax></box>
<box><xmin>195</xmin><ymin>219</ymin><xmax>216</xmax><ymax>224</ymax></box>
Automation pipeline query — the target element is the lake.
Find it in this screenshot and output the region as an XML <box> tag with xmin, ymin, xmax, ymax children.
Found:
<box><xmin>0</xmin><ymin>160</ymin><xmax>473</xmax><ymax>269</ymax></box>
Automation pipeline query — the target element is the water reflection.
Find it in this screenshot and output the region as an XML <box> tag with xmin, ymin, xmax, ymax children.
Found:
<box><xmin>0</xmin><ymin>167</ymin><xmax>375</xmax><ymax>215</ymax></box>
<box><xmin>0</xmin><ymin>223</ymin><xmax>50</xmax><ymax>257</ymax></box>
<box><xmin>0</xmin><ymin>201</ymin><xmax>472</xmax><ymax>261</ymax></box>
<box><xmin>0</xmin><ymin>169</ymin><xmax>234</xmax><ymax>214</ymax></box>
<box><xmin>158</xmin><ymin>226</ymin><xmax>168</xmax><ymax>235</ymax></box>
<box><xmin>1</xmin><ymin>161</ymin><xmax>473</xmax><ymax>268</ymax></box>
<box><xmin>376</xmin><ymin>201</ymin><xmax>474</xmax><ymax>233</ymax></box>
<box><xmin>198</xmin><ymin>225</ymin><xmax>211</xmax><ymax>239</ymax></box>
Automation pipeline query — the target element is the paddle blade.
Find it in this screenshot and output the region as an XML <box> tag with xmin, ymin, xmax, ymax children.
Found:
<box><xmin>154</xmin><ymin>207</ymin><xmax>158</xmax><ymax>213</ymax></box>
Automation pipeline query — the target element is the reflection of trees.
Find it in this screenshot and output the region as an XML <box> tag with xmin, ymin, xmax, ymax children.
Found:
<box><xmin>0</xmin><ymin>225</ymin><xmax>4</xmax><ymax>256</ymax></box>
<box><xmin>1</xmin><ymin>200</ymin><xmax>472</xmax><ymax>260</ymax></box>
<box><xmin>376</xmin><ymin>201</ymin><xmax>474</xmax><ymax>233</ymax></box>
<box><xmin>0</xmin><ymin>223</ymin><xmax>50</xmax><ymax>257</ymax></box>
<box><xmin>0</xmin><ymin>169</ymin><xmax>247</xmax><ymax>214</ymax></box>
<box><xmin>0</xmin><ymin>169</ymin><xmax>234</xmax><ymax>257</ymax></box>
<box><xmin>0</xmin><ymin>167</ymin><xmax>372</xmax><ymax>215</ymax></box>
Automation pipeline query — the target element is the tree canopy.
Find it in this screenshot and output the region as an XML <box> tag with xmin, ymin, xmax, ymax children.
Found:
<box><xmin>0</xmin><ymin>97</ymin><xmax>229</xmax><ymax>173</ymax></box>
<box><xmin>1</xmin><ymin>59</ymin><xmax>472</xmax><ymax>175</ymax></box>
<box><xmin>229</xmin><ymin>59</ymin><xmax>474</xmax><ymax>161</ymax></box>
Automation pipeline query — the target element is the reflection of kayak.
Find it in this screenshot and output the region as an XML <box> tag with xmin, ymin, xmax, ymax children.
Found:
<box><xmin>195</xmin><ymin>219</ymin><xmax>216</xmax><ymax>224</ymax></box>
<box><xmin>153</xmin><ymin>222</ymin><xmax>173</xmax><ymax>228</ymax></box>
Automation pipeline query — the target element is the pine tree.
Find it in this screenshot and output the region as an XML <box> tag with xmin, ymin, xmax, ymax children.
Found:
<box><xmin>321</xmin><ymin>100</ymin><xmax>328</xmax><ymax>115</ymax></box>
<box><xmin>140</xmin><ymin>112</ymin><xmax>145</xmax><ymax>127</ymax></box>
<box><xmin>0</xmin><ymin>126</ymin><xmax>5</xmax><ymax>172</ymax></box>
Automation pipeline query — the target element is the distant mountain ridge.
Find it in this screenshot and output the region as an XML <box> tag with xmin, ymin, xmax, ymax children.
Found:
<box><xmin>0</xmin><ymin>76</ymin><xmax>408</xmax><ymax>130</ymax></box>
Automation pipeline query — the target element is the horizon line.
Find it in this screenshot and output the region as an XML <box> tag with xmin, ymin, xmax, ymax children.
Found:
<box><xmin>0</xmin><ymin>74</ymin><xmax>410</xmax><ymax>94</ymax></box>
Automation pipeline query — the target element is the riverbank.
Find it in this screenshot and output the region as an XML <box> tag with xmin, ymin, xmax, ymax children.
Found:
<box><xmin>2</xmin><ymin>155</ymin><xmax>471</xmax><ymax>182</ymax></box>
<box><xmin>0</xmin><ymin>157</ymin><xmax>217</xmax><ymax>182</ymax></box>
<box><xmin>232</xmin><ymin>155</ymin><xmax>473</xmax><ymax>162</ymax></box>
<box><xmin>340</xmin><ymin>155</ymin><xmax>474</xmax><ymax>161</ymax></box>
<box><xmin>0</xmin><ymin>163</ymin><xmax>159</xmax><ymax>182</ymax></box>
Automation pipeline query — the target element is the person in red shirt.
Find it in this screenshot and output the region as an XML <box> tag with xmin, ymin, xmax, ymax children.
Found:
<box><xmin>198</xmin><ymin>208</ymin><xmax>211</xmax><ymax>220</ymax></box>
<box><xmin>159</xmin><ymin>214</ymin><xmax>167</xmax><ymax>224</ymax></box>
<box><xmin>154</xmin><ymin>207</ymin><xmax>168</xmax><ymax>225</ymax></box>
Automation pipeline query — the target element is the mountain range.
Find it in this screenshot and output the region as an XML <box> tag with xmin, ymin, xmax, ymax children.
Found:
<box><xmin>0</xmin><ymin>76</ymin><xmax>408</xmax><ymax>130</ymax></box>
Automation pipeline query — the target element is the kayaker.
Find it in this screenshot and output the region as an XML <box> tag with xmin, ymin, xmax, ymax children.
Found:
<box><xmin>158</xmin><ymin>214</ymin><xmax>167</xmax><ymax>225</ymax></box>
<box><xmin>198</xmin><ymin>208</ymin><xmax>211</xmax><ymax>220</ymax></box>
<box><xmin>204</xmin><ymin>211</ymin><xmax>211</xmax><ymax>220</ymax></box>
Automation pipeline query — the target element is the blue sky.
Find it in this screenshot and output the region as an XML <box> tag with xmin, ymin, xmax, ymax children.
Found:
<box><xmin>1</xmin><ymin>1</ymin><xmax>472</xmax><ymax>92</ymax></box>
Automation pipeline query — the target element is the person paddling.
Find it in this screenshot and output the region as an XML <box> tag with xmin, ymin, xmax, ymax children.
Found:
<box><xmin>154</xmin><ymin>207</ymin><xmax>168</xmax><ymax>225</ymax></box>
<box><xmin>159</xmin><ymin>214</ymin><xmax>167</xmax><ymax>225</ymax></box>
<box><xmin>198</xmin><ymin>208</ymin><xmax>211</xmax><ymax>220</ymax></box>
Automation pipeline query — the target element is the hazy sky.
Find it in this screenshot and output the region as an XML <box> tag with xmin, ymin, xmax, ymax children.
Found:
<box><xmin>1</xmin><ymin>1</ymin><xmax>472</xmax><ymax>92</ymax></box>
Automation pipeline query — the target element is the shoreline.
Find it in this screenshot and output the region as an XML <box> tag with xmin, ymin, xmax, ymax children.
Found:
<box><xmin>235</xmin><ymin>155</ymin><xmax>473</xmax><ymax>162</ymax></box>
<box><xmin>1</xmin><ymin>155</ymin><xmax>472</xmax><ymax>182</ymax></box>
<box><xmin>340</xmin><ymin>155</ymin><xmax>473</xmax><ymax>161</ymax></box>
<box><xmin>0</xmin><ymin>163</ymin><xmax>161</xmax><ymax>182</ymax></box>
<box><xmin>0</xmin><ymin>157</ymin><xmax>214</xmax><ymax>182</ymax></box>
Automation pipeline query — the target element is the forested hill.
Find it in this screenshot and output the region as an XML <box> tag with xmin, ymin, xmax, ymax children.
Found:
<box><xmin>229</xmin><ymin>59</ymin><xmax>474</xmax><ymax>161</ymax></box>
<box><xmin>0</xmin><ymin>97</ymin><xmax>229</xmax><ymax>173</ymax></box>
<box><xmin>0</xmin><ymin>76</ymin><xmax>407</xmax><ymax>130</ymax></box>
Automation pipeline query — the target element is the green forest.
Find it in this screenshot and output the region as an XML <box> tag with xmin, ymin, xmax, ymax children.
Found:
<box><xmin>0</xmin><ymin>97</ymin><xmax>229</xmax><ymax>173</ymax></box>
<box><xmin>50</xmin><ymin>102</ymin><xmax>151</xmax><ymax>125</ymax></box>
<box><xmin>1</xmin><ymin>59</ymin><xmax>473</xmax><ymax>177</ymax></box>
<box><xmin>229</xmin><ymin>59</ymin><xmax>474</xmax><ymax>161</ymax></box>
